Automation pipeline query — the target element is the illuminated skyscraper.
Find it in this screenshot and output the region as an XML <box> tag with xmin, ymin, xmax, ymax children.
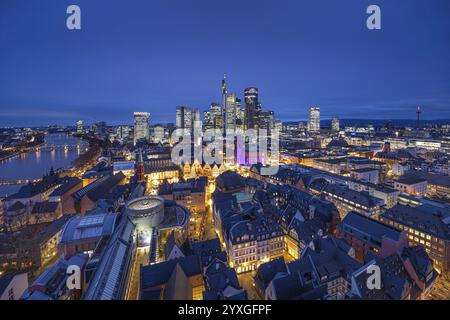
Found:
<box><xmin>76</xmin><ymin>120</ymin><xmax>84</xmax><ymax>134</ymax></box>
<box><xmin>176</xmin><ymin>106</ymin><xmax>200</xmax><ymax>135</ymax></box>
<box><xmin>235</xmin><ymin>98</ymin><xmax>244</xmax><ymax>131</ymax></box>
<box><xmin>244</xmin><ymin>87</ymin><xmax>258</xmax><ymax>130</ymax></box>
<box><xmin>226</xmin><ymin>93</ymin><xmax>237</xmax><ymax>132</ymax></box>
<box><xmin>257</xmin><ymin>110</ymin><xmax>274</xmax><ymax>132</ymax></box>
<box><xmin>133</xmin><ymin>112</ymin><xmax>150</xmax><ymax>145</ymax></box>
<box><xmin>222</xmin><ymin>74</ymin><xmax>228</xmax><ymax>132</ymax></box>
<box><xmin>204</xmin><ymin>102</ymin><xmax>221</xmax><ymax>131</ymax></box>
<box><xmin>153</xmin><ymin>124</ymin><xmax>165</xmax><ymax>143</ymax></box>
<box><xmin>308</xmin><ymin>107</ymin><xmax>320</xmax><ymax>132</ymax></box>
<box><xmin>332</xmin><ymin>116</ymin><xmax>340</xmax><ymax>132</ymax></box>
<box><xmin>116</xmin><ymin>126</ymin><xmax>130</xmax><ymax>140</ymax></box>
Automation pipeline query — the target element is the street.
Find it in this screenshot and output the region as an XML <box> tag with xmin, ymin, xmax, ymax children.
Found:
<box><xmin>238</xmin><ymin>271</ymin><xmax>260</xmax><ymax>300</ymax></box>
<box><xmin>126</xmin><ymin>246</ymin><xmax>150</xmax><ymax>300</ymax></box>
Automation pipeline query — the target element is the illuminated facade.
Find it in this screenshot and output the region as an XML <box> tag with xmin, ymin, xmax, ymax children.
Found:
<box><xmin>133</xmin><ymin>112</ymin><xmax>150</xmax><ymax>145</ymax></box>
<box><xmin>379</xmin><ymin>204</ymin><xmax>450</xmax><ymax>277</ymax></box>
<box><xmin>308</xmin><ymin>107</ymin><xmax>320</xmax><ymax>132</ymax></box>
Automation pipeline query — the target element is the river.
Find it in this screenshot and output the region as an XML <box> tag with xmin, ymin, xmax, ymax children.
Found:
<box><xmin>0</xmin><ymin>133</ymin><xmax>87</xmax><ymax>197</ymax></box>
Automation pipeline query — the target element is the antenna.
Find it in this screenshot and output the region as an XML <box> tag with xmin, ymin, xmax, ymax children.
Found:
<box><xmin>416</xmin><ymin>106</ymin><xmax>421</xmax><ymax>129</ymax></box>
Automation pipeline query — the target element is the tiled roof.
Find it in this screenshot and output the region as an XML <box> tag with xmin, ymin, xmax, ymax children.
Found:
<box><xmin>86</xmin><ymin>172</ymin><xmax>126</xmax><ymax>202</ymax></box>
<box><xmin>50</xmin><ymin>177</ymin><xmax>82</xmax><ymax>197</ymax></box>
<box><xmin>140</xmin><ymin>255</ymin><xmax>202</xmax><ymax>289</ymax></box>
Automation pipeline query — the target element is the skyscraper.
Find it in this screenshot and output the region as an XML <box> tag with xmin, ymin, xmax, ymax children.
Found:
<box><xmin>308</xmin><ymin>107</ymin><xmax>320</xmax><ymax>132</ymax></box>
<box><xmin>257</xmin><ymin>110</ymin><xmax>274</xmax><ymax>132</ymax></box>
<box><xmin>332</xmin><ymin>116</ymin><xmax>340</xmax><ymax>132</ymax></box>
<box><xmin>222</xmin><ymin>74</ymin><xmax>228</xmax><ymax>131</ymax></box>
<box><xmin>204</xmin><ymin>103</ymin><xmax>221</xmax><ymax>131</ymax></box>
<box><xmin>133</xmin><ymin>112</ymin><xmax>150</xmax><ymax>145</ymax></box>
<box><xmin>244</xmin><ymin>87</ymin><xmax>258</xmax><ymax>130</ymax></box>
<box><xmin>203</xmin><ymin>110</ymin><xmax>212</xmax><ymax>131</ymax></box>
<box><xmin>176</xmin><ymin>106</ymin><xmax>200</xmax><ymax>135</ymax></box>
<box><xmin>235</xmin><ymin>98</ymin><xmax>244</xmax><ymax>131</ymax></box>
<box><xmin>153</xmin><ymin>124</ymin><xmax>165</xmax><ymax>143</ymax></box>
<box><xmin>226</xmin><ymin>93</ymin><xmax>237</xmax><ymax>132</ymax></box>
<box><xmin>76</xmin><ymin>120</ymin><xmax>84</xmax><ymax>134</ymax></box>
<box><xmin>93</xmin><ymin>121</ymin><xmax>107</xmax><ymax>136</ymax></box>
<box><xmin>116</xmin><ymin>126</ymin><xmax>130</xmax><ymax>140</ymax></box>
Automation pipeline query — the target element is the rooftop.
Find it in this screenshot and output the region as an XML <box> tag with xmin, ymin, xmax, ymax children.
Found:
<box><xmin>60</xmin><ymin>212</ymin><xmax>118</xmax><ymax>244</ymax></box>
<box><xmin>323</xmin><ymin>184</ymin><xmax>383</xmax><ymax>208</ymax></box>
<box><xmin>381</xmin><ymin>204</ymin><xmax>450</xmax><ymax>240</ymax></box>
<box><xmin>339</xmin><ymin>211</ymin><xmax>404</xmax><ymax>244</ymax></box>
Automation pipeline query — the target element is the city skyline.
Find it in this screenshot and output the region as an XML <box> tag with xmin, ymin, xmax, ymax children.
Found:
<box><xmin>1</xmin><ymin>0</ymin><xmax>450</xmax><ymax>126</ymax></box>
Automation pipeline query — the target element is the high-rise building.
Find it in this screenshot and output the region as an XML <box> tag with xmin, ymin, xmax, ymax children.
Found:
<box><xmin>176</xmin><ymin>106</ymin><xmax>192</xmax><ymax>133</ymax></box>
<box><xmin>235</xmin><ymin>98</ymin><xmax>244</xmax><ymax>131</ymax></box>
<box><xmin>226</xmin><ymin>93</ymin><xmax>237</xmax><ymax>132</ymax></box>
<box><xmin>222</xmin><ymin>74</ymin><xmax>228</xmax><ymax>131</ymax></box>
<box><xmin>214</xmin><ymin>114</ymin><xmax>224</xmax><ymax>131</ymax></box>
<box><xmin>244</xmin><ymin>87</ymin><xmax>258</xmax><ymax>130</ymax></box>
<box><xmin>308</xmin><ymin>107</ymin><xmax>320</xmax><ymax>132</ymax></box>
<box><xmin>176</xmin><ymin>106</ymin><xmax>200</xmax><ymax>135</ymax></box>
<box><xmin>332</xmin><ymin>117</ymin><xmax>340</xmax><ymax>132</ymax></box>
<box><xmin>257</xmin><ymin>110</ymin><xmax>274</xmax><ymax>132</ymax></box>
<box><xmin>204</xmin><ymin>102</ymin><xmax>221</xmax><ymax>131</ymax></box>
<box><xmin>116</xmin><ymin>126</ymin><xmax>130</xmax><ymax>140</ymax></box>
<box><xmin>153</xmin><ymin>124</ymin><xmax>165</xmax><ymax>143</ymax></box>
<box><xmin>203</xmin><ymin>110</ymin><xmax>212</xmax><ymax>131</ymax></box>
<box><xmin>274</xmin><ymin>120</ymin><xmax>282</xmax><ymax>133</ymax></box>
<box><xmin>93</xmin><ymin>121</ymin><xmax>107</xmax><ymax>136</ymax></box>
<box><xmin>76</xmin><ymin>120</ymin><xmax>84</xmax><ymax>134</ymax></box>
<box><xmin>133</xmin><ymin>112</ymin><xmax>150</xmax><ymax>145</ymax></box>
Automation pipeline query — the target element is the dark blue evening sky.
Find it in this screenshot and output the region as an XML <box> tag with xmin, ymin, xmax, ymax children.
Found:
<box><xmin>1</xmin><ymin>0</ymin><xmax>450</xmax><ymax>126</ymax></box>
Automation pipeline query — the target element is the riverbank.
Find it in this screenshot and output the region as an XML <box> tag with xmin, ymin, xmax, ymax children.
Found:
<box><xmin>0</xmin><ymin>133</ymin><xmax>85</xmax><ymax>182</ymax></box>
<box><xmin>57</xmin><ymin>133</ymin><xmax>106</xmax><ymax>178</ymax></box>
<box><xmin>0</xmin><ymin>133</ymin><xmax>45</xmax><ymax>162</ymax></box>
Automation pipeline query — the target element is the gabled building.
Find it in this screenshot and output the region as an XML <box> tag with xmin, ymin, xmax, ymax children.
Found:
<box><xmin>256</xmin><ymin>236</ymin><xmax>361</xmax><ymax>300</ymax></box>
<box><xmin>48</xmin><ymin>177</ymin><xmax>83</xmax><ymax>215</ymax></box>
<box><xmin>349</xmin><ymin>246</ymin><xmax>437</xmax><ymax>300</ymax></box>
<box><xmin>140</xmin><ymin>253</ymin><xmax>203</xmax><ymax>300</ymax></box>
<box><xmin>72</xmin><ymin>172</ymin><xmax>126</xmax><ymax>214</ymax></box>
<box><xmin>158</xmin><ymin>176</ymin><xmax>207</xmax><ymax>212</ymax></box>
